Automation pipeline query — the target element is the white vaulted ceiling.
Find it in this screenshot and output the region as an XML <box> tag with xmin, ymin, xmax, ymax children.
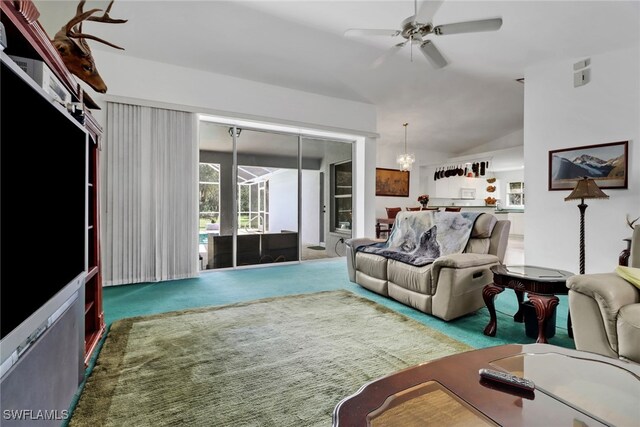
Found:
<box><xmin>36</xmin><ymin>1</ymin><xmax>640</xmax><ymax>154</ymax></box>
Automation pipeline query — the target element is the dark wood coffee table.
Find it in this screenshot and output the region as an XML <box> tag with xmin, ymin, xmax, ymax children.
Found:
<box><xmin>333</xmin><ymin>344</ymin><xmax>640</xmax><ymax>427</ymax></box>
<box><xmin>482</xmin><ymin>265</ymin><xmax>574</xmax><ymax>343</ymax></box>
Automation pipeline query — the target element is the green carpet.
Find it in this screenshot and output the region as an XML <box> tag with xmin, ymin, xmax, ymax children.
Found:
<box><xmin>101</xmin><ymin>259</ymin><xmax>575</xmax><ymax>350</ymax></box>
<box><xmin>70</xmin><ymin>291</ymin><xmax>471</xmax><ymax>427</ymax></box>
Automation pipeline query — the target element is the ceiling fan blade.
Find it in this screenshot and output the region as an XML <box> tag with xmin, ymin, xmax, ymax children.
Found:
<box><xmin>371</xmin><ymin>44</ymin><xmax>404</xmax><ymax>69</ymax></box>
<box><xmin>434</xmin><ymin>18</ymin><xmax>503</xmax><ymax>35</ymax></box>
<box><xmin>420</xmin><ymin>40</ymin><xmax>448</xmax><ymax>68</ymax></box>
<box><xmin>344</xmin><ymin>29</ymin><xmax>401</xmax><ymax>37</ymax></box>
<box><xmin>415</xmin><ymin>0</ymin><xmax>444</xmax><ymax>23</ymax></box>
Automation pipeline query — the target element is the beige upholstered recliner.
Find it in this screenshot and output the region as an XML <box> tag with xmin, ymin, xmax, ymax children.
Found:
<box><xmin>566</xmin><ymin>226</ymin><xmax>640</xmax><ymax>363</ymax></box>
<box><xmin>346</xmin><ymin>213</ymin><xmax>510</xmax><ymax>321</ymax></box>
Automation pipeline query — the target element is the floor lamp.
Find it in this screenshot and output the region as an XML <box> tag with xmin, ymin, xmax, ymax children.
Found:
<box><xmin>564</xmin><ymin>177</ymin><xmax>609</xmax><ymax>274</ymax></box>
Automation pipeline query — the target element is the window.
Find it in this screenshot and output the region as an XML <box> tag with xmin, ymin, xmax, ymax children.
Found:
<box><xmin>199</xmin><ymin>163</ymin><xmax>220</xmax><ymax>229</ymax></box>
<box><xmin>331</xmin><ymin>161</ymin><xmax>352</xmax><ymax>232</ymax></box>
<box><xmin>507</xmin><ymin>182</ymin><xmax>525</xmax><ymax>207</ymax></box>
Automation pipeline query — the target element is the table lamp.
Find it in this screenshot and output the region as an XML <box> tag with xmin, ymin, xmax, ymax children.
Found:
<box><xmin>564</xmin><ymin>177</ymin><xmax>609</xmax><ymax>274</ymax></box>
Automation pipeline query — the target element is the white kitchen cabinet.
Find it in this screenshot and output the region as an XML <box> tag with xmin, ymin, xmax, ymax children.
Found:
<box><xmin>433</xmin><ymin>176</ymin><xmax>500</xmax><ymax>201</ymax></box>
<box><xmin>507</xmin><ymin>212</ymin><xmax>525</xmax><ymax>236</ymax></box>
<box><xmin>434</xmin><ymin>176</ymin><xmax>458</xmax><ymax>198</ymax></box>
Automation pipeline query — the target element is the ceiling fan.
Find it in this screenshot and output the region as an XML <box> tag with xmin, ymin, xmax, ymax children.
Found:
<box><xmin>344</xmin><ymin>0</ymin><xmax>503</xmax><ymax>69</ymax></box>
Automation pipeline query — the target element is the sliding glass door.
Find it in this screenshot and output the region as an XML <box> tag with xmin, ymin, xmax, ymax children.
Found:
<box><xmin>236</xmin><ymin>128</ymin><xmax>299</xmax><ymax>266</ymax></box>
<box><xmin>198</xmin><ymin>119</ymin><xmax>353</xmax><ymax>269</ymax></box>
<box><xmin>199</xmin><ymin>122</ymin><xmax>233</xmax><ymax>269</ymax></box>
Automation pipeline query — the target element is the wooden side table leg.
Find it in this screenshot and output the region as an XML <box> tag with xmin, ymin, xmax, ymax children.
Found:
<box><xmin>567</xmin><ymin>309</ymin><xmax>573</xmax><ymax>338</ymax></box>
<box><xmin>483</xmin><ymin>284</ymin><xmax>504</xmax><ymax>337</ymax></box>
<box><xmin>376</xmin><ymin>223</ymin><xmax>381</xmax><ymax>239</ymax></box>
<box><xmin>529</xmin><ymin>294</ymin><xmax>559</xmax><ymax>344</ymax></box>
<box><xmin>513</xmin><ymin>290</ymin><xmax>525</xmax><ymax>323</ymax></box>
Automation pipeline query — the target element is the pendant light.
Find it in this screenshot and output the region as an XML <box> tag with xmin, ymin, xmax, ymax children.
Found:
<box><xmin>396</xmin><ymin>122</ymin><xmax>415</xmax><ymax>171</ymax></box>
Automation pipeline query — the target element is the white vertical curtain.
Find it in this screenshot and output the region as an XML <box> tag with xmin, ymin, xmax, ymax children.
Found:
<box><xmin>102</xmin><ymin>102</ymin><xmax>198</xmax><ymax>286</ymax></box>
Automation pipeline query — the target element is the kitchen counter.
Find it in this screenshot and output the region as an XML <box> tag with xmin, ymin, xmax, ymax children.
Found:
<box><xmin>429</xmin><ymin>205</ymin><xmax>525</xmax><ymax>213</ymax></box>
<box><xmin>430</xmin><ymin>205</ymin><xmax>496</xmax><ymax>210</ymax></box>
<box><xmin>424</xmin><ymin>205</ymin><xmax>524</xmax><ymax>235</ymax></box>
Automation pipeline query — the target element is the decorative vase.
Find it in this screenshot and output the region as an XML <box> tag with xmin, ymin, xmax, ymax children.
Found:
<box><xmin>420</xmin><ymin>202</ymin><xmax>428</xmax><ymax>209</ymax></box>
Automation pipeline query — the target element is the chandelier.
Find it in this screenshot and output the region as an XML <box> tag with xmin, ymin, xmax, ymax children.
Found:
<box><xmin>396</xmin><ymin>122</ymin><xmax>415</xmax><ymax>171</ymax></box>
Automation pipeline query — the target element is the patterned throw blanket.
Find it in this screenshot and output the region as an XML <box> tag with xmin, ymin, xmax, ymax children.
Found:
<box><xmin>359</xmin><ymin>211</ymin><xmax>482</xmax><ymax>267</ymax></box>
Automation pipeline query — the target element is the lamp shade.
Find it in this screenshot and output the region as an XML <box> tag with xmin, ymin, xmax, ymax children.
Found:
<box><xmin>564</xmin><ymin>177</ymin><xmax>609</xmax><ymax>201</ymax></box>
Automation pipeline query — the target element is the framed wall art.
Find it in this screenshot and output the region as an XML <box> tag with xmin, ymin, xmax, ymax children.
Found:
<box><xmin>375</xmin><ymin>168</ymin><xmax>410</xmax><ymax>197</ymax></box>
<box><xmin>548</xmin><ymin>141</ymin><xmax>628</xmax><ymax>190</ymax></box>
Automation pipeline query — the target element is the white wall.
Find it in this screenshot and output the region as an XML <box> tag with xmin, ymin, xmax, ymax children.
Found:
<box><xmin>524</xmin><ymin>46</ymin><xmax>640</xmax><ymax>274</ymax></box>
<box><xmin>360</xmin><ymin>138</ymin><xmax>377</xmax><ymax>236</ymax></box>
<box><xmin>259</xmin><ymin>169</ymin><xmax>320</xmax><ymax>244</ymax></box>
<box><xmin>268</xmin><ymin>170</ymin><xmax>299</xmax><ymax>233</ymax></box>
<box><xmin>91</xmin><ymin>51</ymin><xmax>376</xmax><ymax>134</ymax></box>
<box><xmin>456</xmin><ymin>129</ymin><xmax>524</xmax><ymax>156</ymax></box>
<box><xmin>301</xmin><ymin>170</ymin><xmax>320</xmax><ymax>245</ymax></box>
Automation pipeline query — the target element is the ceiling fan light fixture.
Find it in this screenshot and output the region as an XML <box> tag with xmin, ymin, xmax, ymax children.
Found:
<box><xmin>344</xmin><ymin>0</ymin><xmax>503</xmax><ymax>69</ymax></box>
<box><xmin>396</xmin><ymin>122</ymin><xmax>415</xmax><ymax>172</ymax></box>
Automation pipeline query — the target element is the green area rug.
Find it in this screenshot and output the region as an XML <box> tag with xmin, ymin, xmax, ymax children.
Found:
<box><xmin>71</xmin><ymin>290</ymin><xmax>471</xmax><ymax>426</ymax></box>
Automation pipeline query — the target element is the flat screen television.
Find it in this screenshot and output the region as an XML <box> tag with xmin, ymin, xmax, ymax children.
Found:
<box><xmin>0</xmin><ymin>56</ymin><xmax>87</xmax><ymax>369</ymax></box>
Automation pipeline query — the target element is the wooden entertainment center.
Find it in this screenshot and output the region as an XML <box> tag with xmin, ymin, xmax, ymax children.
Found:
<box><xmin>1</xmin><ymin>0</ymin><xmax>105</xmax><ymax>365</ymax></box>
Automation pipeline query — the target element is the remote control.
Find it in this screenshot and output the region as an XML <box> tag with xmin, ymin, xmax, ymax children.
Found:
<box><xmin>478</xmin><ymin>369</ymin><xmax>535</xmax><ymax>392</ymax></box>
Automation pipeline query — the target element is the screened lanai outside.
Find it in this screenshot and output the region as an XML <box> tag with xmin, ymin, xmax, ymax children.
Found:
<box><xmin>235</xmin><ymin>128</ymin><xmax>299</xmax><ymax>267</ymax></box>
<box><xmin>198</xmin><ymin>162</ymin><xmax>294</xmax><ymax>269</ymax></box>
<box><xmin>237</xmin><ymin>166</ymin><xmax>276</xmax><ymax>234</ymax></box>
<box><xmin>199</xmin><ymin>163</ymin><xmax>220</xmax><ymax>230</ymax></box>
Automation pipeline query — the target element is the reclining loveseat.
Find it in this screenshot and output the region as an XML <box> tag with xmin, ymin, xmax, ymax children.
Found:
<box><xmin>346</xmin><ymin>211</ymin><xmax>510</xmax><ymax>321</ymax></box>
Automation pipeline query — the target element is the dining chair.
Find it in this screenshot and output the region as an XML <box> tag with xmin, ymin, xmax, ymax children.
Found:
<box><xmin>386</xmin><ymin>207</ymin><xmax>402</xmax><ymax>218</ymax></box>
<box><xmin>379</xmin><ymin>207</ymin><xmax>402</xmax><ymax>238</ymax></box>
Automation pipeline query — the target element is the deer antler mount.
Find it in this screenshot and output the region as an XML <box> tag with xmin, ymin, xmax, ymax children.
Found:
<box><xmin>52</xmin><ymin>0</ymin><xmax>127</xmax><ymax>93</ymax></box>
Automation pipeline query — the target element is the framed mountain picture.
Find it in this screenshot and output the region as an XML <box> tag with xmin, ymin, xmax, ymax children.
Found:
<box><xmin>549</xmin><ymin>141</ymin><xmax>628</xmax><ymax>190</ymax></box>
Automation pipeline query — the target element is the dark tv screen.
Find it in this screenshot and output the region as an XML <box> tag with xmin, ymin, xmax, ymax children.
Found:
<box><xmin>1</xmin><ymin>61</ymin><xmax>87</xmax><ymax>339</ymax></box>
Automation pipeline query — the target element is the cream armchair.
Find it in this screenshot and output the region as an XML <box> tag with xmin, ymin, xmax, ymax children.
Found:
<box><xmin>566</xmin><ymin>226</ymin><xmax>640</xmax><ymax>363</ymax></box>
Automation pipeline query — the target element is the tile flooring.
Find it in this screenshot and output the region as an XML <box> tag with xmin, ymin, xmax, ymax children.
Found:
<box><xmin>504</xmin><ymin>236</ymin><xmax>525</xmax><ymax>265</ymax></box>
